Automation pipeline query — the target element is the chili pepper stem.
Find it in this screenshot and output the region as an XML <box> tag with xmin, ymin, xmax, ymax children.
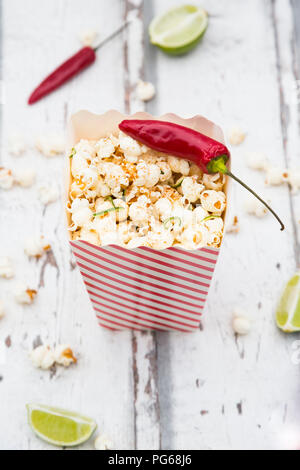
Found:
<box><xmin>207</xmin><ymin>155</ymin><xmax>285</xmax><ymax>231</ymax></box>
<box><xmin>225</xmin><ymin>170</ymin><xmax>285</xmax><ymax>231</ymax></box>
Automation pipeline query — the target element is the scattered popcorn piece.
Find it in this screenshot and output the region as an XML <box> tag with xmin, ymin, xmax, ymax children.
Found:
<box><xmin>245</xmin><ymin>151</ymin><xmax>269</xmax><ymax>171</ymax></box>
<box><xmin>0</xmin><ymin>300</ymin><xmax>5</xmax><ymax>319</ymax></box>
<box><xmin>14</xmin><ymin>281</ymin><xmax>37</xmax><ymax>305</ymax></box>
<box><xmin>38</xmin><ymin>184</ymin><xmax>59</xmax><ymax>205</ymax></box>
<box><xmin>232</xmin><ymin>309</ymin><xmax>251</xmax><ymax>335</ymax></box>
<box><xmin>79</xmin><ymin>29</ymin><xmax>98</xmax><ymax>47</ymax></box>
<box><xmin>287</xmin><ymin>169</ymin><xmax>300</xmax><ymax>194</ymax></box>
<box><xmin>54</xmin><ymin>345</ymin><xmax>77</xmax><ymax>367</ymax></box>
<box><xmin>0</xmin><ymin>168</ymin><xmax>14</xmax><ymax>189</ymax></box>
<box><xmin>244</xmin><ymin>197</ymin><xmax>268</xmax><ymax>218</ymax></box>
<box><xmin>30</xmin><ymin>345</ymin><xmax>55</xmax><ymax>370</ymax></box>
<box><xmin>265</xmin><ymin>167</ymin><xmax>288</xmax><ymax>186</ymax></box>
<box><xmin>202</xmin><ymin>173</ymin><xmax>225</xmax><ymax>190</ymax></box>
<box><xmin>35</xmin><ymin>135</ymin><xmax>65</xmax><ymax>157</ymax></box>
<box><xmin>228</xmin><ymin>127</ymin><xmax>246</xmax><ymax>146</ymax></box>
<box><xmin>226</xmin><ymin>215</ymin><xmax>240</xmax><ymax>234</ymax></box>
<box><xmin>14</xmin><ymin>168</ymin><xmax>36</xmax><ymax>188</ymax></box>
<box><xmin>0</xmin><ymin>257</ymin><xmax>14</xmax><ymax>279</ymax></box>
<box><xmin>136</xmin><ymin>80</ymin><xmax>156</xmax><ymax>102</ymax></box>
<box><xmin>181</xmin><ymin>177</ymin><xmax>204</xmax><ymax>203</ymax></box>
<box><xmin>24</xmin><ymin>236</ymin><xmax>51</xmax><ymax>258</ymax></box>
<box><xmin>8</xmin><ymin>132</ymin><xmax>27</xmax><ymax>156</ymax></box>
<box><xmin>168</xmin><ymin>156</ymin><xmax>190</xmax><ymax>176</ymax></box>
<box><xmin>94</xmin><ymin>434</ymin><xmax>113</xmax><ymax>450</ymax></box>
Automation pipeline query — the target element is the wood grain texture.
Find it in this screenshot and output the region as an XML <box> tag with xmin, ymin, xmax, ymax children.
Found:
<box><xmin>0</xmin><ymin>0</ymin><xmax>300</xmax><ymax>450</ymax></box>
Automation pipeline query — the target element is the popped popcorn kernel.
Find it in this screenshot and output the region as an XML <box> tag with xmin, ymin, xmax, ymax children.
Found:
<box><xmin>35</xmin><ymin>134</ymin><xmax>65</xmax><ymax>157</ymax></box>
<box><xmin>228</xmin><ymin>127</ymin><xmax>246</xmax><ymax>146</ymax></box>
<box><xmin>232</xmin><ymin>309</ymin><xmax>251</xmax><ymax>335</ymax></box>
<box><xmin>0</xmin><ymin>257</ymin><xmax>14</xmax><ymax>279</ymax></box>
<box><xmin>38</xmin><ymin>184</ymin><xmax>59</xmax><ymax>205</ymax></box>
<box><xmin>54</xmin><ymin>345</ymin><xmax>77</xmax><ymax>367</ymax></box>
<box><xmin>244</xmin><ymin>197</ymin><xmax>268</xmax><ymax>218</ymax></box>
<box><xmin>226</xmin><ymin>216</ymin><xmax>240</xmax><ymax>234</ymax></box>
<box><xmin>200</xmin><ymin>190</ymin><xmax>226</xmax><ymax>214</ymax></box>
<box><xmin>0</xmin><ymin>168</ymin><xmax>14</xmax><ymax>190</ymax></box>
<box><xmin>24</xmin><ymin>236</ymin><xmax>51</xmax><ymax>258</ymax></box>
<box><xmin>245</xmin><ymin>151</ymin><xmax>269</xmax><ymax>171</ymax></box>
<box><xmin>136</xmin><ymin>80</ymin><xmax>156</xmax><ymax>102</ymax></box>
<box><xmin>14</xmin><ymin>168</ymin><xmax>36</xmax><ymax>188</ymax></box>
<box><xmin>14</xmin><ymin>282</ymin><xmax>37</xmax><ymax>305</ymax></box>
<box><xmin>79</xmin><ymin>29</ymin><xmax>98</xmax><ymax>47</ymax></box>
<box><xmin>265</xmin><ymin>167</ymin><xmax>288</xmax><ymax>186</ymax></box>
<box><xmin>30</xmin><ymin>345</ymin><xmax>55</xmax><ymax>370</ymax></box>
<box><xmin>8</xmin><ymin>132</ymin><xmax>26</xmax><ymax>156</ymax></box>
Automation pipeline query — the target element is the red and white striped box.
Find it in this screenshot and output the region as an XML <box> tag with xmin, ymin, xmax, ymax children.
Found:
<box><xmin>66</xmin><ymin>111</ymin><xmax>228</xmax><ymax>332</ymax></box>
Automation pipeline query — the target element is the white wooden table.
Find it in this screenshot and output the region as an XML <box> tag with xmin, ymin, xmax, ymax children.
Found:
<box><xmin>1</xmin><ymin>0</ymin><xmax>300</xmax><ymax>450</ymax></box>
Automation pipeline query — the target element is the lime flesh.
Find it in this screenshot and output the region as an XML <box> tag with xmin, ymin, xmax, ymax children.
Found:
<box><xmin>27</xmin><ymin>404</ymin><xmax>97</xmax><ymax>447</ymax></box>
<box><xmin>149</xmin><ymin>5</ymin><xmax>208</xmax><ymax>55</ymax></box>
<box><xmin>276</xmin><ymin>272</ymin><xmax>300</xmax><ymax>333</ymax></box>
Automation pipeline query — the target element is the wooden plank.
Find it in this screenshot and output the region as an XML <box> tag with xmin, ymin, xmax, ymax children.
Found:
<box><xmin>0</xmin><ymin>0</ymin><xmax>134</xmax><ymax>450</ymax></box>
<box><xmin>151</xmin><ymin>0</ymin><xmax>300</xmax><ymax>450</ymax></box>
<box><xmin>123</xmin><ymin>0</ymin><xmax>161</xmax><ymax>450</ymax></box>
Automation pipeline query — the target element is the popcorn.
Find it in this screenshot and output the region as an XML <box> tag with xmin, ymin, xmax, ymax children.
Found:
<box><xmin>35</xmin><ymin>134</ymin><xmax>65</xmax><ymax>157</ymax></box>
<box><xmin>168</xmin><ymin>156</ymin><xmax>190</xmax><ymax>176</ymax></box>
<box><xmin>228</xmin><ymin>127</ymin><xmax>246</xmax><ymax>146</ymax></box>
<box><xmin>30</xmin><ymin>345</ymin><xmax>55</xmax><ymax>370</ymax></box>
<box><xmin>0</xmin><ymin>257</ymin><xmax>14</xmax><ymax>279</ymax></box>
<box><xmin>14</xmin><ymin>168</ymin><xmax>36</xmax><ymax>188</ymax></box>
<box><xmin>68</xmin><ymin>136</ymin><xmax>227</xmax><ymax>250</ymax></box>
<box><xmin>30</xmin><ymin>344</ymin><xmax>76</xmax><ymax>370</ymax></box>
<box><xmin>94</xmin><ymin>434</ymin><xmax>113</xmax><ymax>450</ymax></box>
<box><xmin>200</xmin><ymin>190</ymin><xmax>226</xmax><ymax>214</ymax></box>
<box><xmin>14</xmin><ymin>281</ymin><xmax>37</xmax><ymax>304</ymax></box>
<box><xmin>181</xmin><ymin>177</ymin><xmax>204</xmax><ymax>203</ymax></box>
<box><xmin>54</xmin><ymin>345</ymin><xmax>77</xmax><ymax>367</ymax></box>
<box><xmin>0</xmin><ymin>300</ymin><xmax>5</xmax><ymax>319</ymax></box>
<box><xmin>136</xmin><ymin>80</ymin><xmax>156</xmax><ymax>102</ymax></box>
<box><xmin>8</xmin><ymin>132</ymin><xmax>26</xmax><ymax>156</ymax></box>
<box><xmin>154</xmin><ymin>198</ymin><xmax>172</xmax><ymax>220</ymax></box>
<box><xmin>232</xmin><ymin>309</ymin><xmax>251</xmax><ymax>335</ymax></box>
<box><xmin>226</xmin><ymin>215</ymin><xmax>240</xmax><ymax>234</ymax></box>
<box><xmin>265</xmin><ymin>167</ymin><xmax>288</xmax><ymax>186</ymax></box>
<box><xmin>24</xmin><ymin>236</ymin><xmax>51</xmax><ymax>258</ymax></box>
<box><xmin>0</xmin><ymin>168</ymin><xmax>14</xmax><ymax>189</ymax></box>
<box><xmin>245</xmin><ymin>151</ymin><xmax>269</xmax><ymax>171</ymax></box>
<box><xmin>95</xmin><ymin>137</ymin><xmax>115</xmax><ymax>159</ymax></box>
<box><xmin>119</xmin><ymin>132</ymin><xmax>142</xmax><ymax>162</ymax></box>
<box><xmin>288</xmin><ymin>169</ymin><xmax>300</xmax><ymax>194</ymax></box>
<box><xmin>79</xmin><ymin>29</ymin><xmax>98</xmax><ymax>47</ymax></box>
<box><xmin>38</xmin><ymin>184</ymin><xmax>59</xmax><ymax>205</ymax></box>
<box><xmin>202</xmin><ymin>173</ymin><xmax>225</xmax><ymax>191</ymax></box>
<box><xmin>244</xmin><ymin>197</ymin><xmax>268</xmax><ymax>218</ymax></box>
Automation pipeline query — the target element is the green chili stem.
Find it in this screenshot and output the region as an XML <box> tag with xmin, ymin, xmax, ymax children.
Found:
<box><xmin>207</xmin><ymin>155</ymin><xmax>285</xmax><ymax>231</ymax></box>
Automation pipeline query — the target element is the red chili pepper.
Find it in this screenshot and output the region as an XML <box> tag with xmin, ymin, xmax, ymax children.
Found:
<box><xmin>28</xmin><ymin>22</ymin><xmax>129</xmax><ymax>105</ymax></box>
<box><xmin>28</xmin><ymin>47</ymin><xmax>96</xmax><ymax>105</ymax></box>
<box><xmin>119</xmin><ymin>119</ymin><xmax>284</xmax><ymax>230</ymax></box>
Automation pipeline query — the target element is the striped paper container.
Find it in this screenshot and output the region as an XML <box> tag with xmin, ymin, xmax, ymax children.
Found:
<box><xmin>66</xmin><ymin>110</ymin><xmax>228</xmax><ymax>332</ymax></box>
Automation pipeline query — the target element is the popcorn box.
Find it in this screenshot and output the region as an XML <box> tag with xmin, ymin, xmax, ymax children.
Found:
<box><xmin>66</xmin><ymin>110</ymin><xmax>229</xmax><ymax>332</ymax></box>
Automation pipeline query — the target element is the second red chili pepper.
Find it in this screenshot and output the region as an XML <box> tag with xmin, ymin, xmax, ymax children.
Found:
<box><xmin>119</xmin><ymin>119</ymin><xmax>284</xmax><ymax>230</ymax></box>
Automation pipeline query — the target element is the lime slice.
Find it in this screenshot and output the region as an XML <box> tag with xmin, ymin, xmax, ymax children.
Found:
<box><xmin>276</xmin><ymin>271</ymin><xmax>300</xmax><ymax>333</ymax></box>
<box><xmin>27</xmin><ymin>404</ymin><xmax>97</xmax><ymax>447</ymax></box>
<box><xmin>149</xmin><ymin>5</ymin><xmax>208</xmax><ymax>55</ymax></box>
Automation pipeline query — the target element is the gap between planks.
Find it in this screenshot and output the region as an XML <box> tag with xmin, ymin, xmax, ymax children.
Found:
<box><xmin>123</xmin><ymin>0</ymin><xmax>161</xmax><ymax>450</ymax></box>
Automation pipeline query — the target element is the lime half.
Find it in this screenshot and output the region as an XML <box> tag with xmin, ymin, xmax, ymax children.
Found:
<box><xmin>27</xmin><ymin>404</ymin><xmax>97</xmax><ymax>447</ymax></box>
<box><xmin>149</xmin><ymin>5</ymin><xmax>208</xmax><ymax>55</ymax></box>
<box><xmin>276</xmin><ymin>271</ymin><xmax>300</xmax><ymax>333</ymax></box>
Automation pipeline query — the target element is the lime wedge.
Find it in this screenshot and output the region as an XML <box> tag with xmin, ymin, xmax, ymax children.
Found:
<box><xmin>276</xmin><ymin>272</ymin><xmax>300</xmax><ymax>333</ymax></box>
<box><xmin>149</xmin><ymin>5</ymin><xmax>208</xmax><ymax>55</ymax></box>
<box><xmin>27</xmin><ymin>404</ymin><xmax>97</xmax><ymax>447</ymax></box>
